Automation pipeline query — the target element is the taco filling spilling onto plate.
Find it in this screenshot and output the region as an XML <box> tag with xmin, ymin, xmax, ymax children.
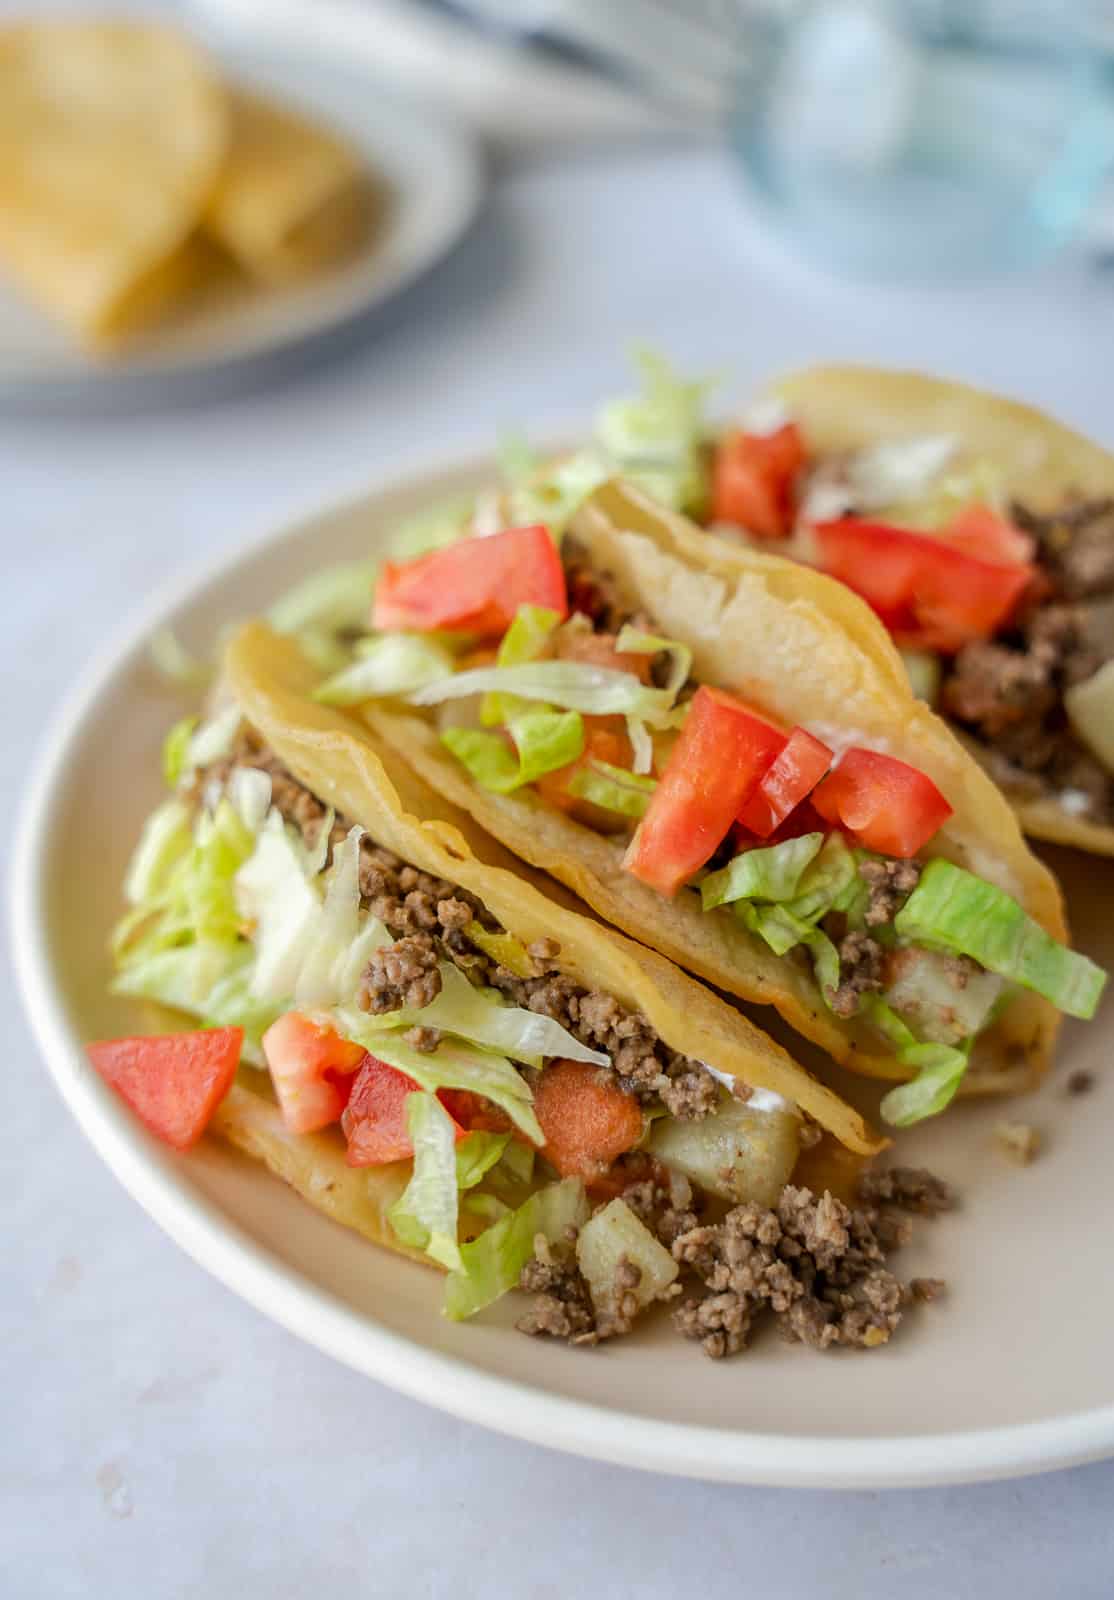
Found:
<box><xmin>318</xmin><ymin>504</ymin><xmax>1104</xmax><ymax>1129</ymax></box>
<box><xmin>92</xmin><ymin>626</ymin><xmax>955</xmax><ymax>1355</ymax></box>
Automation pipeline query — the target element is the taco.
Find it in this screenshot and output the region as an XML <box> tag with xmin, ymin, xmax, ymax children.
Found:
<box><xmin>312</xmin><ymin>483</ymin><xmax>1105</xmax><ymax>1126</ymax></box>
<box><xmin>702</xmin><ymin>366</ymin><xmax>1114</xmax><ymax>860</ymax></box>
<box><xmin>93</xmin><ymin>623</ymin><xmax>956</xmax><ymax>1354</ymax></box>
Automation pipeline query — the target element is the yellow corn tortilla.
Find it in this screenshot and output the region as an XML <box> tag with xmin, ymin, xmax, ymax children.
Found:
<box><xmin>766</xmin><ymin>365</ymin><xmax>1114</xmax><ymax>859</ymax></box>
<box><xmin>224</xmin><ymin>620</ymin><xmax>883</xmax><ymax>1159</ymax></box>
<box><xmin>203</xmin><ymin>89</ymin><xmax>378</xmax><ymax>284</ymax></box>
<box><xmin>365</xmin><ymin>479</ymin><xmax>1064</xmax><ymax>1097</ymax></box>
<box><xmin>0</xmin><ymin>20</ymin><xmax>226</xmax><ymax>345</ymax></box>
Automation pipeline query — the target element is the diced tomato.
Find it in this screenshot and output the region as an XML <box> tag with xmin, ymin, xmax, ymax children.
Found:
<box><xmin>87</xmin><ymin>1027</ymin><xmax>242</xmax><ymax>1151</ymax></box>
<box><xmin>942</xmin><ymin>504</ymin><xmax>1035</xmax><ymax>567</ymax></box>
<box><xmin>812</xmin><ymin>749</ymin><xmax>953</xmax><ymax>857</ymax></box>
<box><xmin>438</xmin><ymin>1089</ymin><xmax>513</xmax><ymax>1135</ymax></box>
<box><xmin>813</xmin><ymin>517</ymin><xmax>1032</xmax><ymax>652</ymax></box>
<box><xmin>552</xmin><ymin>626</ymin><xmax>653</xmax><ymax>682</ymax></box>
<box><xmin>535</xmin><ymin>719</ymin><xmax>636</xmax><ymax>832</ymax></box>
<box><xmin>262</xmin><ymin>1012</ymin><xmax>366</xmax><ymax>1135</ymax></box>
<box><xmin>341</xmin><ymin>1055</ymin><xmax>467</xmax><ymax>1166</ymax></box>
<box><xmin>736</xmin><ymin>726</ymin><xmax>833</xmax><ymax>838</ymax></box>
<box><xmin>372</xmin><ymin>524</ymin><xmax>567</xmax><ymax>637</ymax></box>
<box><xmin>624</xmin><ymin>686</ymin><xmax>788</xmax><ymax>896</ymax></box>
<box><xmin>533</xmin><ymin>1059</ymin><xmax>644</xmax><ymax>1180</ymax></box>
<box><xmin>711</xmin><ymin>423</ymin><xmax>806</xmax><ymax>538</ymax></box>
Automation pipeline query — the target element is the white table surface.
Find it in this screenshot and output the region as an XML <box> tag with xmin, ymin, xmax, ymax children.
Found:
<box><xmin>6</xmin><ymin>142</ymin><xmax>1114</xmax><ymax>1599</ymax></box>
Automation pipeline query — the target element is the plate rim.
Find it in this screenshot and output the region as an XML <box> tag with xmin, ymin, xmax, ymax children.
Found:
<box><xmin>12</xmin><ymin>441</ymin><xmax>1114</xmax><ymax>1489</ymax></box>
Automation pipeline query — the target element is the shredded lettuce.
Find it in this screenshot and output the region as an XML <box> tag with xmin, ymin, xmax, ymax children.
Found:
<box><xmin>900</xmin><ymin>649</ymin><xmax>942</xmax><ymax>706</ymax></box>
<box><xmin>201</xmin><ymin>965</ymin><xmax>284</xmax><ymax>1065</ymax></box>
<box><xmin>111</xmin><ymin>940</ymin><xmax>251</xmax><ymax>1017</ymax></box>
<box><xmin>894</xmin><ymin>860</ymin><xmax>1106</xmax><ymax>1019</ymax></box>
<box><xmin>625</xmin><ymin>716</ymin><xmax>654</xmax><ymax>775</ymax></box>
<box><xmin>456</xmin><ymin>1130</ymin><xmax>512</xmax><ymax>1190</ymax></box>
<box><xmin>334</xmin><ymin>1027</ymin><xmax>545</xmax><ymax>1146</ymax></box>
<box><xmin>614</xmin><ymin>625</ymin><xmax>693</xmax><ymax>698</ymax></box>
<box><xmin>495</xmin><ymin>1139</ymin><xmax>536</xmax><ymax>1187</ymax></box>
<box><xmin>149</xmin><ymin>627</ymin><xmax>212</xmax><ymax>688</ymax></box>
<box><xmin>844</xmin><ymin>436</ymin><xmax>958</xmax><ymax>513</ymax></box>
<box><xmin>441</xmin><ymin>708</ymin><xmax>584</xmax><ymax>795</ymax></box>
<box><xmin>362</xmin><ymin>962</ymin><xmax>611</xmax><ymax>1069</ymax></box>
<box><xmin>701</xmin><ymin>834</ymin><xmax>825</xmax><ymax>911</ymax></box>
<box><xmin>123</xmin><ymin>798</ymin><xmax>193</xmax><ymax>905</ymax></box>
<box><xmin>388</xmin><ymin>1092</ymin><xmax>465</xmax><ymax>1271</ymax></box>
<box><xmin>315</xmin><ymin>633</ymin><xmax>456</xmax><ymax>706</ymax></box>
<box><xmin>267</xmin><ymin>558</ymin><xmax>379</xmax><ymax>640</ymax></box>
<box><xmin>414</xmin><ymin>660</ymin><xmax>677</xmax><ymax>723</ymax></box>
<box><xmin>496</xmin><ymin>440</ymin><xmax>611</xmax><ymax>541</ymax></box>
<box><xmin>389</xmin><ymin>494</ymin><xmax>476</xmax><ymax>559</ymax></box>
<box><xmin>294</xmin><ymin>826</ymin><xmax>364</xmax><ymax>1008</ymax></box>
<box><xmin>867</xmin><ymin>999</ymin><xmax>972</xmax><ymax>1126</ymax></box>
<box><xmin>234</xmin><ymin>811</ymin><xmax>325</xmax><ymax>1001</ymax></box>
<box><xmin>594</xmin><ymin>349</ymin><xmax>715</xmax><ymax>516</ymax></box>
<box><xmin>566</xmin><ymin>759</ymin><xmax>657</xmax><ymax>820</ymax></box>
<box><xmin>228</xmin><ymin>768</ymin><xmax>273</xmax><ymax>834</ymax></box>
<box><xmin>443</xmin><ymin>1178</ymin><xmax>589</xmax><ymax>1320</ymax></box>
<box><xmin>481</xmin><ymin>603</ymin><xmax>562</xmax><ymax>727</ymax></box>
<box><xmin>162</xmin><ymin>716</ymin><xmax>198</xmax><ymax>788</ymax></box>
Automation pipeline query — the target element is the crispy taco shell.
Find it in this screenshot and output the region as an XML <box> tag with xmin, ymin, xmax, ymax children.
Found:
<box><xmin>221</xmin><ymin>623</ymin><xmax>883</xmax><ymax>1182</ymax></box>
<box><xmin>766</xmin><ymin>365</ymin><xmax>1114</xmax><ymax>859</ymax></box>
<box><xmin>365</xmin><ymin>480</ymin><xmax>1064</xmax><ymax>1097</ymax></box>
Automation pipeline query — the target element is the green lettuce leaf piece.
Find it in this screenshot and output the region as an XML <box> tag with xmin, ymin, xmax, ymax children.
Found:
<box><xmin>495</xmin><ymin>1139</ymin><xmax>536</xmax><ymax>1187</ymax></box>
<box><xmin>441</xmin><ymin>708</ymin><xmax>584</xmax><ymax>795</ymax></box>
<box><xmin>149</xmin><ymin>628</ymin><xmax>213</xmax><ymax>688</ymax></box>
<box><xmin>865</xmin><ymin>997</ymin><xmax>971</xmax><ymax>1126</ymax></box>
<box><xmin>594</xmin><ymin>348</ymin><xmax>716</xmax><ymax>516</ymax></box>
<box><xmin>614</xmin><ymin>624</ymin><xmax>693</xmax><ymax>698</ymax></box>
<box><xmin>333</xmin><ymin>1025</ymin><xmax>545</xmax><ymax>1145</ymax></box>
<box><xmin>463</xmin><ymin>1193</ymin><xmax>511</xmax><ymax>1223</ymax></box>
<box><xmin>481</xmin><ymin>603</ymin><xmax>562</xmax><ymax>727</ymax></box>
<box><xmin>356</xmin><ymin>962</ymin><xmax>611</xmax><ymax>1069</ymax></box>
<box><xmin>123</xmin><ymin>797</ymin><xmax>193</xmax><ymax>906</ymax></box>
<box><xmin>790</xmin><ymin>832</ymin><xmax>861</xmax><ymax>923</ymax></box>
<box><xmin>566</xmin><ymin>759</ymin><xmax>657</xmax><ymax>820</ymax></box>
<box><xmin>185</xmin><ymin>706</ymin><xmax>242</xmax><ymax>773</ymax></box>
<box><xmin>895</xmin><ymin>860</ymin><xmax>1107</xmax><ymax>1019</ymax></box>
<box><xmin>456</xmin><ymin>1131</ymin><xmax>512</xmax><ymax>1190</ymax></box>
<box><xmin>701</xmin><ymin>834</ymin><xmax>825</xmax><ymax>911</ymax></box>
<box><xmin>234</xmin><ymin>810</ymin><xmax>324</xmax><ymax>1001</ymax></box>
<box><xmin>111</xmin><ymin>940</ymin><xmax>251</xmax><ymax>1018</ymax></box>
<box><xmin>443</xmin><ymin>1178</ymin><xmax>589</xmax><ymax>1320</ymax></box>
<box><xmin>414</xmin><ymin>660</ymin><xmax>677</xmax><ymax>723</ymax></box>
<box><xmin>201</xmin><ymin>965</ymin><xmax>284</xmax><ymax>1066</ymax></box>
<box><xmin>267</xmin><ymin>558</ymin><xmax>380</xmax><ymax>640</ymax></box>
<box><xmin>389</xmin><ymin>494</ymin><xmax>477</xmax><ymax>559</ymax></box>
<box><xmin>388</xmin><ymin>1092</ymin><xmax>465</xmax><ymax>1271</ymax></box>
<box><xmin>496</xmin><ymin>443</ymin><xmax>611</xmax><ymax>541</ymax></box>
<box><xmin>315</xmin><ymin>634</ymin><xmax>456</xmax><ymax>706</ymax></box>
<box><xmin>162</xmin><ymin>716</ymin><xmax>198</xmax><ymax>788</ymax></box>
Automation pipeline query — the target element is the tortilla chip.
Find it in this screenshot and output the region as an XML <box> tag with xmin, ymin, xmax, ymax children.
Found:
<box><xmin>768</xmin><ymin>365</ymin><xmax>1114</xmax><ymax>859</ymax></box>
<box><xmin>225</xmin><ymin>622</ymin><xmax>884</xmax><ymax>1155</ymax></box>
<box><xmin>203</xmin><ymin>89</ymin><xmax>378</xmax><ymax>284</ymax></box>
<box><xmin>0</xmin><ymin>20</ymin><xmax>226</xmax><ymax>345</ymax></box>
<box><xmin>366</xmin><ymin>481</ymin><xmax>1063</xmax><ymax>1097</ymax></box>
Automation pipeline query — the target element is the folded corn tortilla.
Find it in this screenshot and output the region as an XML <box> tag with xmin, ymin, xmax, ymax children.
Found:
<box><xmin>218</xmin><ymin>621</ymin><xmax>884</xmax><ymax>1191</ymax></box>
<box><xmin>768</xmin><ymin>365</ymin><xmax>1114</xmax><ymax>859</ymax></box>
<box><xmin>0</xmin><ymin>20</ymin><xmax>226</xmax><ymax>345</ymax></box>
<box><xmin>203</xmin><ymin>89</ymin><xmax>378</xmax><ymax>284</ymax></box>
<box><xmin>365</xmin><ymin>480</ymin><xmax>1065</xmax><ymax>1096</ymax></box>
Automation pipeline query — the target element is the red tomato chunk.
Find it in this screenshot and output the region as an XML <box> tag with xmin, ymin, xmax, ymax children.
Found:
<box><xmin>737</xmin><ymin>726</ymin><xmax>833</xmax><ymax>838</ymax></box>
<box><xmin>86</xmin><ymin>1026</ymin><xmax>242</xmax><ymax>1151</ymax></box>
<box><xmin>712</xmin><ymin>424</ymin><xmax>805</xmax><ymax>539</ymax></box>
<box><xmin>813</xmin><ymin>517</ymin><xmax>1032</xmax><ymax>652</ymax></box>
<box><xmin>812</xmin><ymin>749</ymin><xmax>953</xmax><ymax>857</ymax></box>
<box><xmin>372</xmin><ymin>524</ymin><xmax>567</xmax><ymax>637</ymax></box>
<box><xmin>262</xmin><ymin>1012</ymin><xmax>366</xmax><ymax>1135</ymax></box>
<box><xmin>624</xmin><ymin>686</ymin><xmax>787</xmax><ymax>895</ymax></box>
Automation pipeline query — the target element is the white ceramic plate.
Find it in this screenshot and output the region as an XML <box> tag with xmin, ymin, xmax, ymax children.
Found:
<box><xmin>0</xmin><ymin>37</ymin><xmax>484</xmax><ymax>404</ymax></box>
<box><xmin>11</xmin><ymin>451</ymin><xmax>1114</xmax><ymax>1488</ymax></box>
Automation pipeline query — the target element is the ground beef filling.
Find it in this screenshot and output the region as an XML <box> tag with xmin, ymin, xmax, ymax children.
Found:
<box><xmin>941</xmin><ymin>497</ymin><xmax>1114</xmax><ymax>823</ymax></box>
<box><xmin>519</xmin><ymin>1166</ymin><xmax>954</xmax><ymax>1357</ymax></box>
<box><xmin>205</xmin><ymin>732</ymin><xmax>717</xmax><ymax>1118</ymax></box>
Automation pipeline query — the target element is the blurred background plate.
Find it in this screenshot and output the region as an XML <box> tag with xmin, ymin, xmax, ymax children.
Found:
<box><xmin>0</xmin><ymin>33</ymin><xmax>485</xmax><ymax>407</ymax></box>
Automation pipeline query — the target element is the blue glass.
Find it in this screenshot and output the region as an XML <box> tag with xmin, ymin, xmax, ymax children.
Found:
<box><xmin>729</xmin><ymin>0</ymin><xmax>1114</xmax><ymax>277</ymax></box>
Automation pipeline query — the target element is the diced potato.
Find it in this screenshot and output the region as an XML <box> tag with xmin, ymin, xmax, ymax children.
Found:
<box><xmin>648</xmin><ymin>1097</ymin><xmax>799</xmax><ymax>1207</ymax></box>
<box><xmin>576</xmin><ymin>1198</ymin><xmax>678</xmax><ymax>1320</ymax></box>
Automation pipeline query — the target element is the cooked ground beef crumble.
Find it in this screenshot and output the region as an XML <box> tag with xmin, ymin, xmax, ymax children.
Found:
<box><xmin>518</xmin><ymin>1166</ymin><xmax>954</xmax><ymax>1357</ymax></box>
<box><xmin>200</xmin><ymin>730</ymin><xmax>717</xmax><ymax>1119</ymax></box>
